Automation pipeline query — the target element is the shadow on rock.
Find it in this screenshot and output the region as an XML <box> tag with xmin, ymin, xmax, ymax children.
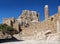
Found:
<box><xmin>0</xmin><ymin>37</ymin><xmax>24</xmax><ymax>43</ymax></box>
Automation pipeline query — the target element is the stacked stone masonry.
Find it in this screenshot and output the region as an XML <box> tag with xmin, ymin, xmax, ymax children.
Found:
<box><xmin>3</xmin><ymin>5</ymin><xmax>60</xmax><ymax>40</ymax></box>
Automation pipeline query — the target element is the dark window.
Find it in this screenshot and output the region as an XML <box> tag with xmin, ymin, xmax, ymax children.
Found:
<box><xmin>51</xmin><ymin>17</ymin><xmax>53</xmax><ymax>21</ymax></box>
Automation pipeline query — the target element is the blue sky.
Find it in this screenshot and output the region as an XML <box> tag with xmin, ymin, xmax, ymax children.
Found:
<box><xmin>0</xmin><ymin>0</ymin><xmax>60</xmax><ymax>23</ymax></box>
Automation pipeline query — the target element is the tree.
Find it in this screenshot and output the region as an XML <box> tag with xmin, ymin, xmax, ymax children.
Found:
<box><xmin>0</xmin><ymin>24</ymin><xmax>18</xmax><ymax>37</ymax></box>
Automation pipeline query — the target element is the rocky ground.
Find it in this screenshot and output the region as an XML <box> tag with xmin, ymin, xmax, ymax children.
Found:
<box><xmin>1</xmin><ymin>40</ymin><xmax>60</xmax><ymax>44</ymax></box>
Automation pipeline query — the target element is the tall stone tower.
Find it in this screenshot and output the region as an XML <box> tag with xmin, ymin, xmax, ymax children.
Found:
<box><xmin>57</xmin><ymin>6</ymin><xmax>60</xmax><ymax>33</ymax></box>
<box><xmin>58</xmin><ymin>6</ymin><xmax>60</xmax><ymax>15</ymax></box>
<box><xmin>44</xmin><ymin>5</ymin><xmax>49</xmax><ymax>20</ymax></box>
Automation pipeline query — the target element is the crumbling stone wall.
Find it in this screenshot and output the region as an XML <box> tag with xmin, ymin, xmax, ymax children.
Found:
<box><xmin>13</xmin><ymin>22</ymin><xmax>19</xmax><ymax>32</ymax></box>
<box><xmin>3</xmin><ymin>17</ymin><xmax>15</xmax><ymax>26</ymax></box>
<box><xmin>3</xmin><ymin>18</ymin><xmax>12</xmax><ymax>26</ymax></box>
<box><xmin>18</xmin><ymin>10</ymin><xmax>39</xmax><ymax>23</ymax></box>
<box><xmin>3</xmin><ymin>5</ymin><xmax>60</xmax><ymax>40</ymax></box>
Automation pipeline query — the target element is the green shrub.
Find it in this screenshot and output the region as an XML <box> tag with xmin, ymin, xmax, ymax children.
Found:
<box><xmin>0</xmin><ymin>24</ymin><xmax>18</xmax><ymax>36</ymax></box>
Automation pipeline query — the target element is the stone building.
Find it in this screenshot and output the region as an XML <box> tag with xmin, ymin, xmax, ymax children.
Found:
<box><xmin>3</xmin><ymin>5</ymin><xmax>60</xmax><ymax>40</ymax></box>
